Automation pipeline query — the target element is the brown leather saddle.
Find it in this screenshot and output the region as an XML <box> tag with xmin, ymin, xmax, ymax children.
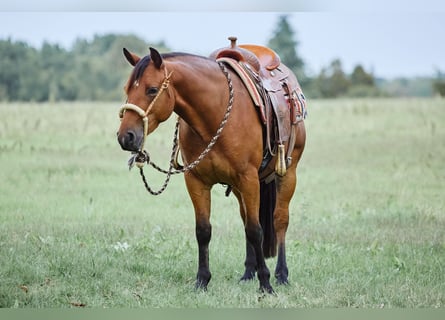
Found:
<box><xmin>210</xmin><ymin>37</ymin><xmax>307</xmax><ymax>178</ymax></box>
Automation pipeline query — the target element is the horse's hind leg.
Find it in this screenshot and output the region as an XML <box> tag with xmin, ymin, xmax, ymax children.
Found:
<box><xmin>274</xmin><ymin>134</ymin><xmax>305</xmax><ymax>284</ymax></box>
<box><xmin>237</xmin><ymin>171</ymin><xmax>274</xmax><ymax>293</ymax></box>
<box><xmin>237</xmin><ymin>168</ymin><xmax>297</xmax><ymax>286</ymax></box>
<box><xmin>233</xmin><ymin>189</ymin><xmax>256</xmax><ymax>281</ymax></box>
<box><xmin>184</xmin><ymin>172</ymin><xmax>212</xmax><ymax>290</ymax></box>
<box><xmin>273</xmin><ymin>168</ymin><xmax>296</xmax><ymax>285</ymax></box>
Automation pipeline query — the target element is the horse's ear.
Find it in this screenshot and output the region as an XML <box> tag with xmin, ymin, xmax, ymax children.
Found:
<box><xmin>123</xmin><ymin>48</ymin><xmax>140</xmax><ymax>66</ymax></box>
<box><xmin>149</xmin><ymin>47</ymin><xmax>163</xmax><ymax>69</ymax></box>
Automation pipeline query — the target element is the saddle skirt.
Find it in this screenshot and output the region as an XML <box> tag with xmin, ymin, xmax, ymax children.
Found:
<box><xmin>209</xmin><ymin>37</ymin><xmax>307</xmax><ymax>169</ymax></box>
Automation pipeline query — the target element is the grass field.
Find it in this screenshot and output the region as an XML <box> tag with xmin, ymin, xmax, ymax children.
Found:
<box><xmin>0</xmin><ymin>98</ymin><xmax>444</xmax><ymax>308</ymax></box>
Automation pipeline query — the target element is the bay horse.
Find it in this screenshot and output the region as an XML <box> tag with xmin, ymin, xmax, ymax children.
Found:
<box><xmin>117</xmin><ymin>44</ymin><xmax>306</xmax><ymax>293</ymax></box>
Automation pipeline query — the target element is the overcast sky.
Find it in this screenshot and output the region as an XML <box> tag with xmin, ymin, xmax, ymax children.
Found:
<box><xmin>1</xmin><ymin>1</ymin><xmax>444</xmax><ymax>78</ymax></box>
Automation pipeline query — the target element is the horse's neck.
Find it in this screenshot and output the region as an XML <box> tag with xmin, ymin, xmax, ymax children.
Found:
<box><xmin>169</xmin><ymin>58</ymin><xmax>228</xmax><ymax>140</ymax></box>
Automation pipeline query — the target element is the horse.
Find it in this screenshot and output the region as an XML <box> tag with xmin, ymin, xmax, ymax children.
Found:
<box><xmin>117</xmin><ymin>43</ymin><xmax>306</xmax><ymax>294</ymax></box>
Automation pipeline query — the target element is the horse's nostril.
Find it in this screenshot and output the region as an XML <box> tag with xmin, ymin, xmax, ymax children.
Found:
<box><xmin>118</xmin><ymin>129</ymin><xmax>140</xmax><ymax>152</ymax></box>
<box><xmin>126</xmin><ymin>130</ymin><xmax>135</xmax><ymax>143</ymax></box>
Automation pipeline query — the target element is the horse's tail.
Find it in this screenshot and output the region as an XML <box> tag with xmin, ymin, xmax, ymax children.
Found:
<box><xmin>259</xmin><ymin>180</ymin><xmax>277</xmax><ymax>258</ymax></box>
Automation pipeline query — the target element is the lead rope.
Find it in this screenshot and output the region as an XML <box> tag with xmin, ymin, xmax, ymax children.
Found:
<box><xmin>137</xmin><ymin>61</ymin><xmax>234</xmax><ymax>195</ymax></box>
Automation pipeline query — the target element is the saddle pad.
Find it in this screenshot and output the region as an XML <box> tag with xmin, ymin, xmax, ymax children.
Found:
<box><xmin>217</xmin><ymin>57</ymin><xmax>267</xmax><ymax>123</ymax></box>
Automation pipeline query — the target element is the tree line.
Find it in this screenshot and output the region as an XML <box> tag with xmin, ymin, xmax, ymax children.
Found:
<box><xmin>267</xmin><ymin>15</ymin><xmax>444</xmax><ymax>99</ymax></box>
<box><xmin>0</xmin><ymin>34</ymin><xmax>168</xmax><ymax>102</ymax></box>
<box><xmin>1</xmin><ymin>15</ymin><xmax>443</xmax><ymax>102</ymax></box>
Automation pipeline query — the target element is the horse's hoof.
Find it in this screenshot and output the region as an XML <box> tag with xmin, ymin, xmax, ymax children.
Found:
<box><xmin>195</xmin><ymin>280</ymin><xmax>208</xmax><ymax>291</ymax></box>
<box><xmin>259</xmin><ymin>284</ymin><xmax>275</xmax><ymax>295</ymax></box>
<box><xmin>275</xmin><ymin>268</ymin><xmax>289</xmax><ymax>285</ymax></box>
<box><xmin>195</xmin><ymin>276</ymin><xmax>210</xmax><ymax>291</ymax></box>
<box><xmin>275</xmin><ymin>275</ymin><xmax>289</xmax><ymax>285</ymax></box>
<box><xmin>276</xmin><ymin>278</ymin><xmax>289</xmax><ymax>285</ymax></box>
<box><xmin>195</xmin><ymin>269</ymin><xmax>211</xmax><ymax>291</ymax></box>
<box><xmin>239</xmin><ymin>270</ymin><xmax>256</xmax><ymax>282</ymax></box>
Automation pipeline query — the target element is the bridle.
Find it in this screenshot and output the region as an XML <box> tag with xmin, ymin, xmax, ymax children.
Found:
<box><xmin>118</xmin><ymin>61</ymin><xmax>234</xmax><ymax>195</ymax></box>
<box><xmin>119</xmin><ymin>67</ymin><xmax>174</xmax><ymax>155</ymax></box>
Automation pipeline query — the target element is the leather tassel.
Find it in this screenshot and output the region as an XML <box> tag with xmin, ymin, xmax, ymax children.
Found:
<box><xmin>275</xmin><ymin>144</ymin><xmax>287</xmax><ymax>177</ymax></box>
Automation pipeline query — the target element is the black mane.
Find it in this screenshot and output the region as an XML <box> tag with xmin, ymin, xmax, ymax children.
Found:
<box><xmin>128</xmin><ymin>52</ymin><xmax>208</xmax><ymax>88</ymax></box>
<box><xmin>133</xmin><ymin>56</ymin><xmax>151</xmax><ymax>82</ymax></box>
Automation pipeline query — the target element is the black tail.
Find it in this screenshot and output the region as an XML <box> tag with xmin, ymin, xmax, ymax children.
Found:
<box><xmin>259</xmin><ymin>180</ymin><xmax>277</xmax><ymax>258</ymax></box>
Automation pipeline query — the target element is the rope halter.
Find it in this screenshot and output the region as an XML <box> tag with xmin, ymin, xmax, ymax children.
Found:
<box><xmin>119</xmin><ymin>67</ymin><xmax>174</xmax><ymax>160</ymax></box>
<box><xmin>118</xmin><ymin>61</ymin><xmax>234</xmax><ymax>195</ymax></box>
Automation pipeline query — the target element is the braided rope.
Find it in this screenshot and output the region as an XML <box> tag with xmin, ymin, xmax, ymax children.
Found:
<box><xmin>138</xmin><ymin>61</ymin><xmax>234</xmax><ymax>195</ymax></box>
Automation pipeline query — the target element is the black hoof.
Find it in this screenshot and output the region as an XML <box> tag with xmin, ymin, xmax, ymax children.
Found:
<box><xmin>195</xmin><ymin>280</ymin><xmax>208</xmax><ymax>291</ymax></box>
<box><xmin>275</xmin><ymin>268</ymin><xmax>289</xmax><ymax>285</ymax></box>
<box><xmin>276</xmin><ymin>277</ymin><xmax>289</xmax><ymax>285</ymax></box>
<box><xmin>259</xmin><ymin>284</ymin><xmax>275</xmax><ymax>295</ymax></box>
<box><xmin>195</xmin><ymin>269</ymin><xmax>211</xmax><ymax>291</ymax></box>
<box><xmin>239</xmin><ymin>270</ymin><xmax>256</xmax><ymax>282</ymax></box>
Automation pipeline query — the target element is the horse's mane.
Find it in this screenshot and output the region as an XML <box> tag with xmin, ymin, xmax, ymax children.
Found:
<box><xmin>128</xmin><ymin>52</ymin><xmax>208</xmax><ymax>88</ymax></box>
<box><xmin>131</xmin><ymin>56</ymin><xmax>151</xmax><ymax>83</ymax></box>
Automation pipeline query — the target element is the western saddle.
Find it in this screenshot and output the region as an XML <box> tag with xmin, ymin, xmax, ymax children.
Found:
<box><xmin>209</xmin><ymin>37</ymin><xmax>307</xmax><ymax>180</ymax></box>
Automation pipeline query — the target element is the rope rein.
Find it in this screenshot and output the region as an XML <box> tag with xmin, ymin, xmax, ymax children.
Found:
<box><xmin>125</xmin><ymin>61</ymin><xmax>234</xmax><ymax>195</ymax></box>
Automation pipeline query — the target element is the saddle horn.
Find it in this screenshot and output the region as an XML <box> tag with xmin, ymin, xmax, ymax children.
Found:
<box><xmin>228</xmin><ymin>36</ymin><xmax>238</xmax><ymax>48</ymax></box>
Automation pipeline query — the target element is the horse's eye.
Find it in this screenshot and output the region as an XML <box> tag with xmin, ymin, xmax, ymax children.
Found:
<box><xmin>146</xmin><ymin>87</ymin><xmax>159</xmax><ymax>96</ymax></box>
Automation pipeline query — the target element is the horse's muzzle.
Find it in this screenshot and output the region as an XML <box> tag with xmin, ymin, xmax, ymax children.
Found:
<box><xmin>117</xmin><ymin>129</ymin><xmax>143</xmax><ymax>152</ymax></box>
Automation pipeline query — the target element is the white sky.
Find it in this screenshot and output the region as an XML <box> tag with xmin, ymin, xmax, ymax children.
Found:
<box><xmin>1</xmin><ymin>1</ymin><xmax>444</xmax><ymax>78</ymax></box>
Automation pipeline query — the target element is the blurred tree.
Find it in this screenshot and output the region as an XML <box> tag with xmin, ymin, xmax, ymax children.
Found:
<box><xmin>316</xmin><ymin>59</ymin><xmax>350</xmax><ymax>98</ymax></box>
<box><xmin>432</xmin><ymin>69</ymin><xmax>445</xmax><ymax>97</ymax></box>
<box><xmin>347</xmin><ymin>64</ymin><xmax>380</xmax><ymax>97</ymax></box>
<box><xmin>432</xmin><ymin>81</ymin><xmax>445</xmax><ymax>97</ymax></box>
<box><xmin>4</xmin><ymin>32</ymin><xmax>437</xmax><ymax>101</ymax></box>
<box><xmin>267</xmin><ymin>15</ymin><xmax>305</xmax><ymax>80</ymax></box>
<box><xmin>379</xmin><ymin>77</ymin><xmax>433</xmax><ymax>97</ymax></box>
<box><xmin>70</xmin><ymin>33</ymin><xmax>169</xmax><ymax>101</ymax></box>
<box><xmin>40</xmin><ymin>42</ymin><xmax>73</xmax><ymax>102</ymax></box>
<box><xmin>350</xmin><ymin>65</ymin><xmax>374</xmax><ymax>86</ymax></box>
<box><xmin>0</xmin><ymin>39</ymin><xmax>36</xmax><ymax>101</ymax></box>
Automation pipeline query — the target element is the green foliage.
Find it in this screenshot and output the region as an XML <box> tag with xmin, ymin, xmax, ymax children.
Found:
<box><xmin>347</xmin><ymin>65</ymin><xmax>380</xmax><ymax>97</ymax></box>
<box><xmin>433</xmin><ymin>80</ymin><xmax>445</xmax><ymax>97</ymax></box>
<box><xmin>346</xmin><ymin>84</ymin><xmax>383</xmax><ymax>98</ymax></box>
<box><xmin>264</xmin><ymin>15</ymin><xmax>383</xmax><ymax>99</ymax></box>
<box><xmin>311</xmin><ymin>59</ymin><xmax>383</xmax><ymax>98</ymax></box>
<box><xmin>351</xmin><ymin>65</ymin><xmax>374</xmax><ymax>86</ymax></box>
<box><xmin>0</xmin><ymin>35</ymin><xmax>170</xmax><ymax>102</ymax></box>
<box><xmin>267</xmin><ymin>15</ymin><xmax>305</xmax><ymax>81</ymax></box>
<box><xmin>315</xmin><ymin>59</ymin><xmax>350</xmax><ymax>98</ymax></box>
<box><xmin>265</xmin><ymin>15</ymin><xmax>439</xmax><ymax>99</ymax></box>
<box><xmin>0</xmin><ymin>39</ymin><xmax>40</xmax><ymax>101</ymax></box>
<box><xmin>432</xmin><ymin>70</ymin><xmax>445</xmax><ymax>97</ymax></box>
<box><xmin>0</xmin><ymin>20</ymin><xmax>441</xmax><ymax>101</ymax></box>
<box><xmin>378</xmin><ymin>77</ymin><xmax>434</xmax><ymax>97</ymax></box>
<box><xmin>0</xmin><ymin>99</ymin><xmax>444</xmax><ymax>307</ymax></box>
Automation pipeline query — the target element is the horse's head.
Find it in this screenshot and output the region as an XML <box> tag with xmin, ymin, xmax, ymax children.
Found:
<box><xmin>117</xmin><ymin>47</ymin><xmax>175</xmax><ymax>152</ymax></box>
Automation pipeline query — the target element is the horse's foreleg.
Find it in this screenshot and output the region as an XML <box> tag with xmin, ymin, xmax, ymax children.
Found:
<box><xmin>241</xmin><ymin>242</ymin><xmax>257</xmax><ymax>281</ymax></box>
<box><xmin>238</xmin><ymin>173</ymin><xmax>274</xmax><ymax>293</ymax></box>
<box><xmin>184</xmin><ymin>172</ymin><xmax>212</xmax><ymax>290</ymax></box>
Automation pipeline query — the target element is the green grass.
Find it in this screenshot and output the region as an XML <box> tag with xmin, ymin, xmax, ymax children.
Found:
<box><xmin>0</xmin><ymin>99</ymin><xmax>444</xmax><ymax>307</ymax></box>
